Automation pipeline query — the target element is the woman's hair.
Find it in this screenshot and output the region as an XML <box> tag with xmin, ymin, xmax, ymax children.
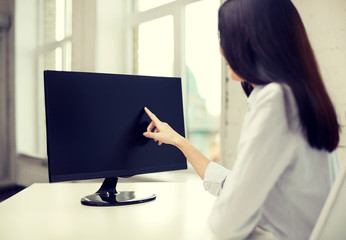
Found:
<box><xmin>218</xmin><ymin>0</ymin><xmax>339</xmax><ymax>152</ymax></box>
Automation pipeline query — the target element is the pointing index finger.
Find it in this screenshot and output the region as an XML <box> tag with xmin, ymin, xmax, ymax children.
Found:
<box><xmin>144</xmin><ymin>107</ymin><xmax>161</xmax><ymax>125</ymax></box>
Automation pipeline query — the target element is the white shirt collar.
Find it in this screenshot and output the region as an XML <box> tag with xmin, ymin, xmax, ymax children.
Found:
<box><xmin>247</xmin><ymin>84</ymin><xmax>265</xmax><ymax>106</ymax></box>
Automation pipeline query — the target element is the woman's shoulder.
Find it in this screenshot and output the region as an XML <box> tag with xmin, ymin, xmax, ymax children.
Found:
<box><xmin>257</xmin><ymin>82</ymin><xmax>286</xmax><ymax>99</ymax></box>
<box><xmin>251</xmin><ymin>82</ymin><xmax>285</xmax><ymax>106</ymax></box>
<box><xmin>252</xmin><ymin>82</ymin><xmax>298</xmax><ymax>117</ymax></box>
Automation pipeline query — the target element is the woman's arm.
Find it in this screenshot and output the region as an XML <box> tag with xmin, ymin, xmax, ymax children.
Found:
<box><xmin>143</xmin><ymin>107</ymin><xmax>211</xmax><ymax>179</ymax></box>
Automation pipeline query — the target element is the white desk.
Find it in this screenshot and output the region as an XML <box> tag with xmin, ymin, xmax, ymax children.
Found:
<box><xmin>0</xmin><ymin>181</ymin><xmax>276</xmax><ymax>240</ymax></box>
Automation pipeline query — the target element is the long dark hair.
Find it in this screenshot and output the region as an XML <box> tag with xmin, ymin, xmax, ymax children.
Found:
<box><xmin>218</xmin><ymin>0</ymin><xmax>339</xmax><ymax>152</ymax></box>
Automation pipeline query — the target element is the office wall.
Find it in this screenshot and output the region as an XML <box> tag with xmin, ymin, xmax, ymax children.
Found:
<box><xmin>0</xmin><ymin>0</ymin><xmax>15</xmax><ymax>187</ymax></box>
<box><xmin>94</xmin><ymin>0</ymin><xmax>126</xmax><ymax>74</ymax></box>
<box><xmin>71</xmin><ymin>0</ymin><xmax>126</xmax><ymax>74</ymax></box>
<box><xmin>294</xmin><ymin>0</ymin><xmax>346</xmax><ymax>163</ymax></box>
<box><xmin>71</xmin><ymin>0</ymin><xmax>97</xmax><ymax>72</ymax></box>
<box><xmin>0</xmin><ymin>0</ymin><xmax>8</xmax><ymax>10</ymax></box>
<box><xmin>222</xmin><ymin>0</ymin><xmax>346</xmax><ymax>169</ymax></box>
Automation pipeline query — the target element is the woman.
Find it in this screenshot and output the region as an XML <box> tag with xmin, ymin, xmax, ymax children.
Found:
<box><xmin>143</xmin><ymin>0</ymin><xmax>340</xmax><ymax>239</ymax></box>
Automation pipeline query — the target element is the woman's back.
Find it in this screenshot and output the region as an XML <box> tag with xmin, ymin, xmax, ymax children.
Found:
<box><xmin>204</xmin><ymin>83</ymin><xmax>333</xmax><ymax>239</ymax></box>
<box><xmin>259</xmin><ymin>119</ymin><xmax>331</xmax><ymax>239</ymax></box>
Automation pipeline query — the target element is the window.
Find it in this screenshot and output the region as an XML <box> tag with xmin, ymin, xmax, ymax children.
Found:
<box><xmin>38</xmin><ymin>0</ymin><xmax>72</xmax><ymax>157</ymax></box>
<box><xmin>185</xmin><ymin>0</ymin><xmax>221</xmax><ymax>161</ymax></box>
<box><xmin>16</xmin><ymin>0</ymin><xmax>221</xmax><ymax>164</ymax></box>
<box><xmin>134</xmin><ymin>0</ymin><xmax>175</xmax><ymax>12</ymax></box>
<box><xmin>16</xmin><ymin>0</ymin><xmax>72</xmax><ymax>158</ymax></box>
<box><xmin>130</xmin><ymin>0</ymin><xmax>221</xmax><ymax>164</ymax></box>
<box><xmin>136</xmin><ymin>15</ymin><xmax>174</xmax><ymax>77</ymax></box>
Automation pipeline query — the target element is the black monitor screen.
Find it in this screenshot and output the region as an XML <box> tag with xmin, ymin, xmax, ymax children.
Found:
<box><xmin>44</xmin><ymin>71</ymin><xmax>187</xmax><ymax>183</ymax></box>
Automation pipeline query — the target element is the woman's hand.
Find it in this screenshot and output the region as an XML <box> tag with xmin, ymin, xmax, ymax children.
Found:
<box><xmin>143</xmin><ymin>107</ymin><xmax>184</xmax><ymax>147</ymax></box>
<box><xmin>143</xmin><ymin>107</ymin><xmax>211</xmax><ymax>179</ymax></box>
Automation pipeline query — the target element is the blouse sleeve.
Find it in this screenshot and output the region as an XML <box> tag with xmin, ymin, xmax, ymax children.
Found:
<box><xmin>203</xmin><ymin>161</ymin><xmax>231</xmax><ymax>197</ymax></box>
<box><xmin>208</xmin><ymin>83</ymin><xmax>298</xmax><ymax>240</ymax></box>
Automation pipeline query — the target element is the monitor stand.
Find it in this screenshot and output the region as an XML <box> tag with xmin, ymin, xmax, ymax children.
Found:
<box><xmin>81</xmin><ymin>177</ymin><xmax>156</xmax><ymax>206</ymax></box>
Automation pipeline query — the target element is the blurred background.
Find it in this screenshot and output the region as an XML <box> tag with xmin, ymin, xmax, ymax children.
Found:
<box><xmin>0</xmin><ymin>0</ymin><xmax>345</xmax><ymax>197</ymax></box>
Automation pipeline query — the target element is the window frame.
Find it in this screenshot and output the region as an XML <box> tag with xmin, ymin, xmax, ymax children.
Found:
<box><xmin>127</xmin><ymin>0</ymin><xmax>226</xmax><ymax>165</ymax></box>
<box><xmin>36</xmin><ymin>0</ymin><xmax>73</xmax><ymax>157</ymax></box>
<box><xmin>126</xmin><ymin>0</ymin><xmax>192</xmax><ymax>102</ymax></box>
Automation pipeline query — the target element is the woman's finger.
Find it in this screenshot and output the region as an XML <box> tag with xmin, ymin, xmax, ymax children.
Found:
<box><xmin>154</xmin><ymin>129</ymin><xmax>160</xmax><ymax>142</ymax></box>
<box><xmin>144</xmin><ymin>107</ymin><xmax>161</xmax><ymax>126</ymax></box>
<box><xmin>147</xmin><ymin>121</ymin><xmax>156</xmax><ymax>132</ymax></box>
<box><xmin>143</xmin><ymin>131</ymin><xmax>156</xmax><ymax>140</ymax></box>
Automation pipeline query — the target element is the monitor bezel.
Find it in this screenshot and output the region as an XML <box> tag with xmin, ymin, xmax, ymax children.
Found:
<box><xmin>44</xmin><ymin>70</ymin><xmax>187</xmax><ymax>183</ymax></box>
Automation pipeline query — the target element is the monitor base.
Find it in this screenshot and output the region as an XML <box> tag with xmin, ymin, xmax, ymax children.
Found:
<box><xmin>81</xmin><ymin>177</ymin><xmax>156</xmax><ymax>206</ymax></box>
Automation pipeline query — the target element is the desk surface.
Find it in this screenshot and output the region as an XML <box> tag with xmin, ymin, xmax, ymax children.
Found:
<box><xmin>0</xmin><ymin>181</ymin><xmax>276</xmax><ymax>240</ymax></box>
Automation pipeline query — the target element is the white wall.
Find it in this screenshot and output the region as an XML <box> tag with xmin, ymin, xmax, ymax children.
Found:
<box><xmin>294</xmin><ymin>0</ymin><xmax>346</xmax><ymax>162</ymax></box>
<box><xmin>71</xmin><ymin>0</ymin><xmax>97</xmax><ymax>72</ymax></box>
<box><xmin>71</xmin><ymin>0</ymin><xmax>126</xmax><ymax>74</ymax></box>
<box><xmin>222</xmin><ymin>0</ymin><xmax>346</xmax><ymax>169</ymax></box>
<box><xmin>95</xmin><ymin>0</ymin><xmax>126</xmax><ymax>74</ymax></box>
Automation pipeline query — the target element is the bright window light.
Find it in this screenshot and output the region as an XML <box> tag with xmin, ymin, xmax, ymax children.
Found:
<box><xmin>135</xmin><ymin>0</ymin><xmax>174</xmax><ymax>12</ymax></box>
<box><xmin>55</xmin><ymin>47</ymin><xmax>63</xmax><ymax>70</ymax></box>
<box><xmin>137</xmin><ymin>15</ymin><xmax>174</xmax><ymax>77</ymax></box>
<box><xmin>55</xmin><ymin>0</ymin><xmax>65</xmax><ymax>41</ymax></box>
<box><xmin>185</xmin><ymin>0</ymin><xmax>221</xmax><ymax>117</ymax></box>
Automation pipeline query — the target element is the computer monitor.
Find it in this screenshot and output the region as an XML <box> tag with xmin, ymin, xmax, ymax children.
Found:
<box><xmin>44</xmin><ymin>70</ymin><xmax>187</xmax><ymax>206</ymax></box>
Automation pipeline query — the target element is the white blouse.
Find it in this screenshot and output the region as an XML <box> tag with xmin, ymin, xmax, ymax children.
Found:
<box><xmin>203</xmin><ymin>83</ymin><xmax>334</xmax><ymax>240</ymax></box>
